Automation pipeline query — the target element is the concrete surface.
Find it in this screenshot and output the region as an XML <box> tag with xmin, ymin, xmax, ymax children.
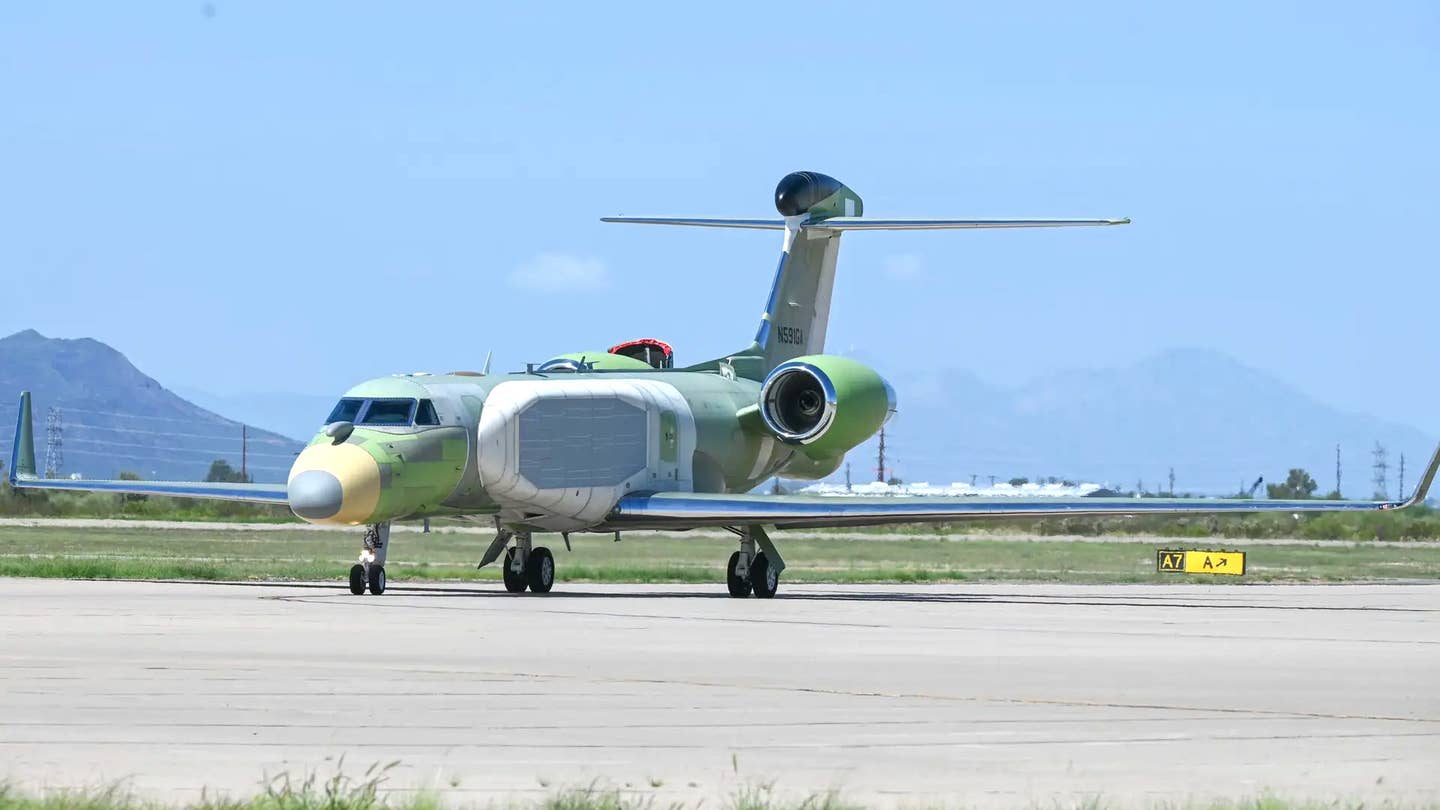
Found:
<box><xmin>2</xmin><ymin>579</ymin><xmax>1437</xmax><ymax>807</ymax></box>
<box><xmin>5</xmin><ymin>518</ymin><xmax>1436</xmax><ymax>547</ymax></box>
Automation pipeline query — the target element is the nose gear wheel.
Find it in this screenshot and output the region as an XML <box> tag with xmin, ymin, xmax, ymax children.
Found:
<box><xmin>348</xmin><ymin>522</ymin><xmax>391</xmax><ymax>596</ymax></box>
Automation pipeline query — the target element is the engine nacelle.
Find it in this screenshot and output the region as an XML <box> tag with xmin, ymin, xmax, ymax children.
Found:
<box><xmin>758</xmin><ymin>355</ymin><xmax>895</xmax><ymax>457</ymax></box>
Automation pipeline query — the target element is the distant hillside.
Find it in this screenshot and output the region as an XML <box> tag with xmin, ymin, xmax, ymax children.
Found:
<box><xmin>0</xmin><ymin>330</ymin><xmax>302</xmax><ymax>483</ymax></box>
<box><xmin>862</xmin><ymin>348</ymin><xmax>1435</xmax><ymax>496</ymax></box>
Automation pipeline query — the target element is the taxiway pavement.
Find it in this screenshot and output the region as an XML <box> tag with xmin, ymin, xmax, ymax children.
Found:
<box><xmin>2</xmin><ymin>579</ymin><xmax>1437</xmax><ymax>807</ymax></box>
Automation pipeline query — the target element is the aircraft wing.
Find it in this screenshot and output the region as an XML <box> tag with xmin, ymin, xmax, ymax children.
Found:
<box><xmin>8</xmin><ymin>391</ymin><xmax>290</xmax><ymax>505</ymax></box>
<box><xmin>605</xmin><ymin>445</ymin><xmax>1440</xmax><ymax>530</ymax></box>
<box><xmin>8</xmin><ymin>474</ymin><xmax>289</xmax><ymax>504</ymax></box>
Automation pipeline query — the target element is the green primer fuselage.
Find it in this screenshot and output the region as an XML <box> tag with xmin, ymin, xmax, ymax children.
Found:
<box><xmin>305</xmin><ymin>366</ymin><xmax>794</xmax><ymax>527</ymax></box>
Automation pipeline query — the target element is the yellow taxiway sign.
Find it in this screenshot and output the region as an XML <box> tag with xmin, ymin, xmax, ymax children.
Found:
<box><xmin>1156</xmin><ymin>549</ymin><xmax>1246</xmax><ymax>576</ymax></box>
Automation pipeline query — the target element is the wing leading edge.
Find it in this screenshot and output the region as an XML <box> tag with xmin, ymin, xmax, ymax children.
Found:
<box><xmin>605</xmin><ymin>444</ymin><xmax>1440</xmax><ymax>530</ymax></box>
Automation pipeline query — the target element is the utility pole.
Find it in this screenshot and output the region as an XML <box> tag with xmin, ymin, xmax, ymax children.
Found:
<box><xmin>241</xmin><ymin>425</ymin><xmax>248</xmax><ymax>483</ymax></box>
<box><xmin>844</xmin><ymin>462</ymin><xmax>852</xmax><ymax>493</ymax></box>
<box><xmin>1335</xmin><ymin>444</ymin><xmax>1342</xmax><ymax>498</ymax></box>
<box><xmin>1168</xmin><ymin>467</ymin><xmax>1175</xmax><ymax>496</ymax></box>
<box><xmin>1399</xmin><ymin>453</ymin><xmax>1406</xmax><ymax>500</ymax></box>
<box><xmin>44</xmin><ymin>407</ymin><xmax>63</xmax><ymax>479</ymax></box>
<box><xmin>1372</xmin><ymin>442</ymin><xmax>1389</xmax><ymax>499</ymax></box>
<box><xmin>875</xmin><ymin>426</ymin><xmax>887</xmax><ymax>483</ymax></box>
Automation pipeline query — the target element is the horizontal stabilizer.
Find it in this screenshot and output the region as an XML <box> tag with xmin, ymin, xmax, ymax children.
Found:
<box><xmin>600</xmin><ymin>217</ymin><xmax>785</xmax><ymax>230</ymax></box>
<box><xmin>601</xmin><ymin>216</ymin><xmax>1130</xmax><ymax>232</ymax></box>
<box><xmin>802</xmin><ymin>217</ymin><xmax>1131</xmax><ymax>231</ymax></box>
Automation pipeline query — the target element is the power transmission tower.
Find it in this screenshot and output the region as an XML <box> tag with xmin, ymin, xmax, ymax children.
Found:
<box><xmin>970</xmin><ymin>473</ymin><xmax>977</xmax><ymax>487</ymax></box>
<box><xmin>1335</xmin><ymin>444</ymin><xmax>1342</xmax><ymax>498</ymax></box>
<box><xmin>1399</xmin><ymin>453</ymin><xmax>1406</xmax><ymax>500</ymax></box>
<box><xmin>844</xmin><ymin>462</ymin><xmax>852</xmax><ymax>493</ymax></box>
<box><xmin>988</xmin><ymin>475</ymin><xmax>997</xmax><ymax>487</ymax></box>
<box><xmin>43</xmin><ymin>407</ymin><xmax>64</xmax><ymax>479</ymax></box>
<box><xmin>875</xmin><ymin>427</ymin><xmax>887</xmax><ymax>483</ymax></box>
<box><xmin>1168</xmin><ymin>467</ymin><xmax>1175</xmax><ymax>496</ymax></box>
<box><xmin>1372</xmin><ymin>442</ymin><xmax>1389</xmax><ymax>499</ymax></box>
<box><xmin>241</xmin><ymin>425</ymin><xmax>248</xmax><ymax>483</ymax></box>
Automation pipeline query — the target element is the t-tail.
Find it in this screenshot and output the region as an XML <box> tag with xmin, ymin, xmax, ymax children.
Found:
<box><xmin>603</xmin><ymin>171</ymin><xmax>1129</xmax><ymax>377</ymax></box>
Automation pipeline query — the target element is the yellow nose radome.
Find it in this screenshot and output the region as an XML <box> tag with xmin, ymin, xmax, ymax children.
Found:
<box><xmin>287</xmin><ymin>442</ymin><xmax>382</xmax><ymax>525</ymax></box>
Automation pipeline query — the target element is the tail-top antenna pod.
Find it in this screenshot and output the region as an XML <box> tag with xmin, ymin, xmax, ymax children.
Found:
<box><xmin>774</xmin><ymin>171</ymin><xmax>861</xmax><ymax>220</ymax></box>
<box><xmin>602</xmin><ymin>171</ymin><xmax>1128</xmax><ymax>376</ymax></box>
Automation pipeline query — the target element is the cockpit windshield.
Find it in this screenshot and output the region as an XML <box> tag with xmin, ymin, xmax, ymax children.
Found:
<box><xmin>326</xmin><ymin>398</ymin><xmax>364</xmax><ymax>424</ymax></box>
<box><xmin>358</xmin><ymin>398</ymin><xmax>417</xmax><ymax>426</ymax></box>
<box><xmin>324</xmin><ymin>397</ymin><xmax>442</xmax><ymax>428</ymax></box>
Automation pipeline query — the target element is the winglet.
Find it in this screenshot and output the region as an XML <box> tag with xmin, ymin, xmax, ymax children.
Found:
<box><xmin>9</xmin><ymin>391</ymin><xmax>36</xmax><ymax>484</ymax></box>
<box><xmin>1399</xmin><ymin>442</ymin><xmax>1440</xmax><ymax>508</ymax></box>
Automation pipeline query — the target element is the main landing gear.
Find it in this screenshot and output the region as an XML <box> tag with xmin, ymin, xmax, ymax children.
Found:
<box><xmin>349</xmin><ymin>522</ymin><xmax>391</xmax><ymax>595</ymax></box>
<box><xmin>725</xmin><ymin>525</ymin><xmax>784</xmax><ymax>599</ymax></box>
<box><xmin>478</xmin><ymin>527</ymin><xmax>554</xmax><ymax>594</ymax></box>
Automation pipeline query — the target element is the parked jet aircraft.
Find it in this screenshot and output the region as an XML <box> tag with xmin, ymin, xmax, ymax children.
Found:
<box><xmin>10</xmin><ymin>172</ymin><xmax>1439</xmax><ymax>597</ymax></box>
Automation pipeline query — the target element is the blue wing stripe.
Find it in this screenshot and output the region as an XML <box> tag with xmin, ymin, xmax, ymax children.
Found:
<box><xmin>11</xmin><ymin>477</ymin><xmax>289</xmax><ymax>504</ymax></box>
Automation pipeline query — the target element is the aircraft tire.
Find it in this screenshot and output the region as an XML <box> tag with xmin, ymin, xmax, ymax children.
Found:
<box><xmin>750</xmin><ymin>552</ymin><xmax>778</xmax><ymax>599</ymax></box>
<box><xmin>348</xmin><ymin>564</ymin><xmax>366</xmax><ymax>595</ymax></box>
<box><xmin>502</xmin><ymin>547</ymin><xmax>528</xmax><ymax>593</ymax></box>
<box><xmin>367</xmin><ymin>565</ymin><xmax>386</xmax><ymax>596</ymax></box>
<box><xmin>726</xmin><ymin>551</ymin><xmax>752</xmax><ymax>598</ymax></box>
<box><xmin>526</xmin><ymin>547</ymin><xmax>555</xmax><ymax>594</ymax></box>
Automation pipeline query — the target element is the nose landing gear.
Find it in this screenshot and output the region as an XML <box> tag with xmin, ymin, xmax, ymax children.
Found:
<box><xmin>349</xmin><ymin>522</ymin><xmax>390</xmax><ymax>595</ymax></box>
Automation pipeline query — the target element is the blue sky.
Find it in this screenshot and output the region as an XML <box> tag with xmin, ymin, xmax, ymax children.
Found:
<box><xmin>3</xmin><ymin>1</ymin><xmax>1438</xmax><ymax>432</ymax></box>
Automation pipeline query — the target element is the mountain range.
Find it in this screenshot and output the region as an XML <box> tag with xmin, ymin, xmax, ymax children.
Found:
<box><xmin>867</xmin><ymin>348</ymin><xmax>1434</xmax><ymax>495</ymax></box>
<box><xmin>1</xmin><ymin>329</ymin><xmax>1432</xmax><ymax>496</ymax></box>
<box><xmin>0</xmin><ymin>330</ymin><xmax>301</xmax><ymax>483</ymax></box>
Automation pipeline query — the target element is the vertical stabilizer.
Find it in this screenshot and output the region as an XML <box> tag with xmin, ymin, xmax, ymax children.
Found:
<box><xmin>9</xmin><ymin>391</ymin><xmax>36</xmax><ymax>483</ymax></box>
<box><xmin>750</xmin><ymin>172</ymin><xmax>862</xmax><ymax>373</ymax></box>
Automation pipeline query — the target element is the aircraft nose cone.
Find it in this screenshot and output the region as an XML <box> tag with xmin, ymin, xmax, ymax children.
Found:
<box><xmin>288</xmin><ymin>470</ymin><xmax>344</xmax><ymax>520</ymax></box>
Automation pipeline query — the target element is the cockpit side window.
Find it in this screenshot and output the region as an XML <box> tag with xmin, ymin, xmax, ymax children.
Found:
<box><xmin>358</xmin><ymin>398</ymin><xmax>417</xmax><ymax>426</ymax></box>
<box><xmin>326</xmin><ymin>398</ymin><xmax>364</xmax><ymax>424</ymax></box>
<box><xmin>415</xmin><ymin>399</ymin><xmax>440</xmax><ymax>426</ymax></box>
